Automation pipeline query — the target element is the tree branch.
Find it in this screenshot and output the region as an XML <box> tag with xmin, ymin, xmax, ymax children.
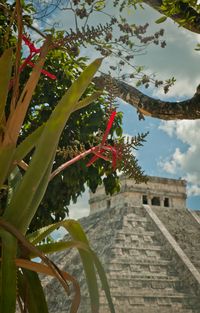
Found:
<box><xmin>145</xmin><ymin>0</ymin><xmax>200</xmax><ymax>34</ymax></box>
<box><xmin>94</xmin><ymin>75</ymin><xmax>200</xmax><ymax>120</ymax></box>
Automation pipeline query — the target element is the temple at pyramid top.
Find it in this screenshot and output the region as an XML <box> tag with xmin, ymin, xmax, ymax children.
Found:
<box><xmin>89</xmin><ymin>175</ymin><xmax>187</xmax><ymax>215</ymax></box>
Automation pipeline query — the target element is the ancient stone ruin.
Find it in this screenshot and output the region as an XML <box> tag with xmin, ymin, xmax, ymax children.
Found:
<box><xmin>44</xmin><ymin>176</ymin><xmax>200</xmax><ymax>313</ymax></box>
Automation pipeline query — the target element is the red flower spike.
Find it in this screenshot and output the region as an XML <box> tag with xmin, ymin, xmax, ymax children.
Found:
<box><xmin>86</xmin><ymin>110</ymin><xmax>118</xmax><ymax>169</ymax></box>
<box><xmin>22</xmin><ymin>35</ymin><xmax>41</xmax><ymax>54</ymax></box>
<box><xmin>86</xmin><ymin>148</ymin><xmax>110</xmax><ymax>167</ymax></box>
<box><xmin>104</xmin><ymin>145</ymin><xmax>117</xmax><ymax>169</ymax></box>
<box><xmin>20</xmin><ymin>35</ymin><xmax>56</xmax><ymax>80</ymax></box>
<box><xmin>27</xmin><ymin>61</ymin><xmax>57</xmax><ymax>80</ymax></box>
<box><xmin>101</xmin><ymin>111</ymin><xmax>117</xmax><ymax>145</ymax></box>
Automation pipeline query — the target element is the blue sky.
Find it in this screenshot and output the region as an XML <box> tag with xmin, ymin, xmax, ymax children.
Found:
<box><xmin>32</xmin><ymin>2</ymin><xmax>200</xmax><ymax>223</ymax></box>
<box><xmin>119</xmin><ymin>101</ymin><xmax>199</xmax><ymax>209</ymax></box>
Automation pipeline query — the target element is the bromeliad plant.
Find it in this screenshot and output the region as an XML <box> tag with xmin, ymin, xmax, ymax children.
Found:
<box><xmin>0</xmin><ymin>20</ymin><xmax>115</xmax><ymax>313</ymax></box>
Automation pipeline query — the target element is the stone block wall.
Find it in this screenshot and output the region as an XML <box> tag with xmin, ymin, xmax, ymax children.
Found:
<box><xmin>89</xmin><ymin>176</ymin><xmax>187</xmax><ymax>215</ymax></box>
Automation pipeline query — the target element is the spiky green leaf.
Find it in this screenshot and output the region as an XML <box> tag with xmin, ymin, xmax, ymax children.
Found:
<box><xmin>0</xmin><ymin>48</ymin><xmax>13</xmax><ymax>124</ymax></box>
<box><xmin>17</xmin><ymin>270</ymin><xmax>49</xmax><ymax>313</ymax></box>
<box><xmin>4</xmin><ymin>58</ymin><xmax>103</xmax><ymax>234</ymax></box>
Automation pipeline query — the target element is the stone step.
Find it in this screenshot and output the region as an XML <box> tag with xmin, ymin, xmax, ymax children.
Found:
<box><xmin>108</xmin><ymin>272</ymin><xmax>181</xmax><ymax>281</ymax></box>
<box><xmin>99</xmin><ymin>306</ymin><xmax>196</xmax><ymax>313</ymax></box>
<box><xmin>109</xmin><ymin>273</ymin><xmax>180</xmax><ymax>280</ymax></box>
<box><xmin>107</xmin><ymin>263</ymin><xmax>174</xmax><ymax>276</ymax></box>
<box><xmin>110</xmin><ymin>287</ymin><xmax>192</xmax><ymax>297</ymax></box>
<box><xmin>115</xmin><ymin>233</ymin><xmax>156</xmax><ymax>242</ymax></box>
<box><xmin>82</xmin><ymin>295</ymin><xmax>199</xmax><ymax>313</ymax></box>
<box><xmin>108</xmin><ymin>257</ymin><xmax>171</xmax><ymax>266</ymax></box>
<box><xmin>117</xmin><ymin>229</ymin><xmax>156</xmax><ymax>236</ymax></box>
<box><xmin>98</xmin><ymin>293</ymin><xmax>199</xmax><ymax>312</ymax></box>
<box><xmin>108</xmin><ymin>277</ymin><xmax>181</xmax><ymax>290</ymax></box>
<box><xmin>125</xmin><ymin>215</ymin><xmax>148</xmax><ymax>222</ymax></box>
<box><xmin>114</xmin><ymin>243</ymin><xmax>162</xmax><ymax>251</ymax></box>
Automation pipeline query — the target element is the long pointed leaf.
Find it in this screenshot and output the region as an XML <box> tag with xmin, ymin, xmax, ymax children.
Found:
<box><xmin>91</xmin><ymin>251</ymin><xmax>115</xmax><ymax>313</ymax></box>
<box><xmin>4</xmin><ymin>58</ymin><xmax>103</xmax><ymax>233</ymax></box>
<box><xmin>66</xmin><ymin>220</ymin><xmax>99</xmax><ymax>313</ymax></box>
<box><xmin>20</xmin><ymin>154</ymin><xmax>55</xmax><ymax>232</ymax></box>
<box><xmin>0</xmin><ymin>230</ymin><xmax>17</xmax><ymax>313</ymax></box>
<box><xmin>0</xmin><ymin>218</ymin><xmax>71</xmax><ymax>299</ymax></box>
<box><xmin>29</xmin><ymin>220</ymin><xmax>99</xmax><ymax>312</ymax></box>
<box><xmin>3</xmin><ymin>36</ymin><xmax>51</xmax><ymax>146</ymax></box>
<box><xmin>16</xmin><ymin>259</ymin><xmax>80</xmax><ymax>313</ymax></box>
<box><xmin>27</xmin><ymin>220</ymin><xmax>115</xmax><ymax>313</ymax></box>
<box><xmin>72</xmin><ymin>91</ymin><xmax>102</xmax><ymax>113</ymax></box>
<box><xmin>32</xmin><ymin>240</ymin><xmax>115</xmax><ymax>313</ymax></box>
<box><xmin>0</xmin><ymin>48</ymin><xmax>13</xmax><ymax>124</ymax></box>
<box><xmin>0</xmin><ymin>145</ymin><xmax>15</xmax><ymax>189</ymax></box>
<box><xmin>14</xmin><ymin>124</ymin><xmax>45</xmax><ymax>162</ymax></box>
<box><xmin>7</xmin><ymin>166</ymin><xmax>22</xmax><ymax>206</ymax></box>
<box><xmin>17</xmin><ymin>269</ymin><xmax>49</xmax><ymax>313</ymax></box>
<box><xmin>30</xmin><ymin>240</ymin><xmax>89</xmax><ymax>258</ymax></box>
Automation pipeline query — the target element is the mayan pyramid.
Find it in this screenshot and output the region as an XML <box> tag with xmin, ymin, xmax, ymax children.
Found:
<box><xmin>44</xmin><ymin>176</ymin><xmax>200</xmax><ymax>313</ymax></box>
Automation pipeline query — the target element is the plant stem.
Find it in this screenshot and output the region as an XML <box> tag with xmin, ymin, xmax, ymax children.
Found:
<box><xmin>50</xmin><ymin>146</ymin><xmax>99</xmax><ymax>181</ymax></box>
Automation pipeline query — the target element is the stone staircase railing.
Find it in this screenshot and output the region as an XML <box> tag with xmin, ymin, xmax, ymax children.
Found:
<box><xmin>187</xmin><ymin>209</ymin><xmax>200</xmax><ymax>226</ymax></box>
<box><xmin>143</xmin><ymin>204</ymin><xmax>200</xmax><ymax>305</ymax></box>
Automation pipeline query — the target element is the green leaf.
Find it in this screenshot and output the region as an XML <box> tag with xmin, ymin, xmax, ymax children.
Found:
<box><xmin>17</xmin><ymin>269</ymin><xmax>49</xmax><ymax>313</ymax></box>
<box><xmin>24</xmin><ymin>155</ymin><xmax>55</xmax><ymax>229</ymax></box>
<box><xmin>0</xmin><ymin>230</ymin><xmax>17</xmax><ymax>313</ymax></box>
<box><xmin>7</xmin><ymin>166</ymin><xmax>22</xmax><ymax>206</ymax></box>
<box><xmin>30</xmin><ymin>240</ymin><xmax>89</xmax><ymax>258</ymax></box>
<box><xmin>4</xmin><ymin>58</ymin><xmax>103</xmax><ymax>234</ymax></box>
<box><xmin>94</xmin><ymin>0</ymin><xmax>106</xmax><ymax>10</ymax></box>
<box><xmin>34</xmin><ymin>239</ymin><xmax>115</xmax><ymax>313</ymax></box>
<box><xmin>0</xmin><ymin>145</ymin><xmax>15</xmax><ymax>189</ymax></box>
<box><xmin>14</xmin><ymin>124</ymin><xmax>45</xmax><ymax>163</ymax></box>
<box><xmin>91</xmin><ymin>251</ymin><xmax>115</xmax><ymax>313</ymax></box>
<box><xmin>28</xmin><ymin>220</ymin><xmax>99</xmax><ymax>312</ymax></box>
<box><xmin>3</xmin><ymin>37</ymin><xmax>51</xmax><ymax>146</ymax></box>
<box><xmin>115</xmin><ymin>127</ymin><xmax>123</xmax><ymax>137</ymax></box>
<box><xmin>27</xmin><ymin>219</ymin><xmax>115</xmax><ymax>313</ymax></box>
<box><xmin>0</xmin><ymin>218</ymin><xmax>74</xmax><ymax>311</ymax></box>
<box><xmin>72</xmin><ymin>91</ymin><xmax>102</xmax><ymax>113</ymax></box>
<box><xmin>155</xmin><ymin>16</ymin><xmax>167</xmax><ymax>24</ymax></box>
<box><xmin>0</xmin><ymin>48</ymin><xmax>13</xmax><ymax>124</ymax></box>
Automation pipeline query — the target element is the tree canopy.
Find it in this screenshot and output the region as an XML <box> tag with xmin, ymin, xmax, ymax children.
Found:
<box><xmin>24</xmin><ymin>0</ymin><xmax>200</xmax><ymax>121</ymax></box>
<box><xmin>0</xmin><ymin>0</ymin><xmax>149</xmax><ymax>232</ymax></box>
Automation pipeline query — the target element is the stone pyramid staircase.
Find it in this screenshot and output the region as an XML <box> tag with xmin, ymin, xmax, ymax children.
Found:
<box><xmin>44</xmin><ymin>204</ymin><xmax>200</xmax><ymax>313</ymax></box>
<box><xmin>152</xmin><ymin>206</ymin><xmax>200</xmax><ymax>272</ymax></box>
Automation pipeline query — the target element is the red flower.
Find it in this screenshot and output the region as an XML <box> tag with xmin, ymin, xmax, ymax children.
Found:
<box><xmin>20</xmin><ymin>35</ymin><xmax>56</xmax><ymax>80</ymax></box>
<box><xmin>86</xmin><ymin>110</ymin><xmax>119</xmax><ymax>169</ymax></box>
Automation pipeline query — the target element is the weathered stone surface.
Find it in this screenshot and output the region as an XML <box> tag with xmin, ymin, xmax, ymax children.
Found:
<box><xmin>89</xmin><ymin>176</ymin><xmax>187</xmax><ymax>214</ymax></box>
<box><xmin>44</xmin><ymin>176</ymin><xmax>200</xmax><ymax>313</ymax></box>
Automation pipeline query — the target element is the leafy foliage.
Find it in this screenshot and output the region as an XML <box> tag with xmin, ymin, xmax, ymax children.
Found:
<box><xmin>157</xmin><ymin>0</ymin><xmax>200</xmax><ymax>33</ymax></box>
<box><xmin>0</xmin><ymin>18</ymin><xmax>147</xmax><ymax>232</ymax></box>
<box><xmin>0</xmin><ymin>7</ymin><xmax>148</xmax><ymax>312</ymax></box>
<box><xmin>17</xmin><ymin>49</ymin><xmax>125</xmax><ymax>232</ymax></box>
<box><xmin>0</xmin><ymin>37</ymin><xmax>115</xmax><ymax>312</ymax></box>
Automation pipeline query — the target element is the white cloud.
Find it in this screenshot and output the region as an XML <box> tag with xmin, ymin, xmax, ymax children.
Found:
<box><xmin>187</xmin><ymin>184</ymin><xmax>200</xmax><ymax>196</ymax></box>
<box><xmin>152</xmin><ymin>77</ymin><xmax>199</xmax><ymax>99</ymax></box>
<box><xmin>159</xmin><ymin>120</ymin><xmax>200</xmax><ymax>194</ymax></box>
<box><xmin>68</xmin><ymin>189</ymin><xmax>90</xmax><ymax>219</ymax></box>
<box><xmin>52</xmin><ymin>189</ymin><xmax>90</xmax><ymax>240</ymax></box>
<box><xmin>159</xmin><ymin>120</ymin><xmax>177</xmax><ymax>136</ymax></box>
<box><xmin>160</xmin><ymin>158</ymin><xmax>177</xmax><ymax>174</ymax></box>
